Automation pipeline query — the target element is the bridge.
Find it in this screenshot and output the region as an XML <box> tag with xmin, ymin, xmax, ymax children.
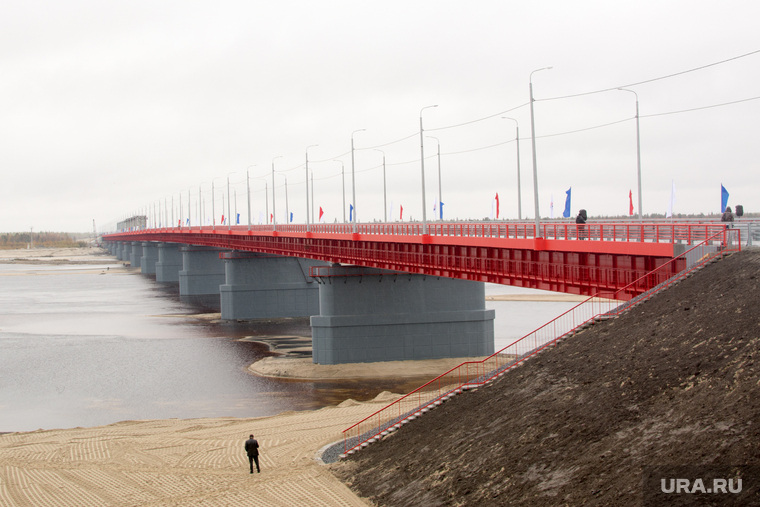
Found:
<box><xmin>102</xmin><ymin>220</ymin><xmax>740</xmax><ymax>364</ymax></box>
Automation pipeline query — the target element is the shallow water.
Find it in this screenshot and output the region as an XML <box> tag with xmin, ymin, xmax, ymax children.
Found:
<box><xmin>0</xmin><ymin>263</ymin><xmax>572</xmax><ymax>432</ymax></box>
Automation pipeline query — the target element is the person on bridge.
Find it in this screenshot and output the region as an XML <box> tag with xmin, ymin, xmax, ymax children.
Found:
<box><xmin>721</xmin><ymin>206</ymin><xmax>735</xmax><ymax>227</ymax></box>
<box><xmin>244</xmin><ymin>434</ymin><xmax>261</xmax><ymax>474</ymax></box>
<box><xmin>575</xmin><ymin>209</ymin><xmax>588</xmax><ymax>240</ymax></box>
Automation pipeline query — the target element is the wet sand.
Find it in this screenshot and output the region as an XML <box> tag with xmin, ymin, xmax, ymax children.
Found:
<box><xmin>0</xmin><ymin>393</ymin><xmax>397</xmax><ymax>506</ymax></box>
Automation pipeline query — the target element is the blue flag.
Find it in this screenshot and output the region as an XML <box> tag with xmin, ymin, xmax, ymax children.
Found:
<box><xmin>349</xmin><ymin>204</ymin><xmax>354</xmax><ymax>222</ymax></box>
<box><xmin>289</xmin><ymin>212</ymin><xmax>293</xmax><ymax>223</ymax></box>
<box><xmin>236</xmin><ymin>213</ymin><xmax>240</xmax><ymax>225</ymax></box>
<box><xmin>439</xmin><ymin>202</ymin><xmax>444</xmax><ymax>220</ymax></box>
<box><xmin>562</xmin><ymin>187</ymin><xmax>572</xmax><ymax>218</ymax></box>
<box><xmin>721</xmin><ymin>184</ymin><xmax>729</xmax><ymax>212</ymax></box>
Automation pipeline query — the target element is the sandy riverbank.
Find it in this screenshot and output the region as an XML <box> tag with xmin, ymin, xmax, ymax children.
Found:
<box><xmin>0</xmin><ymin>246</ymin><xmax>121</xmax><ymax>265</ymax></box>
<box><xmin>0</xmin><ymin>393</ymin><xmax>399</xmax><ymax>506</ymax></box>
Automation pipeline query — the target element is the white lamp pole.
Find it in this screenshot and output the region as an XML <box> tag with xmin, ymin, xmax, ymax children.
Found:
<box><xmin>374</xmin><ymin>149</ymin><xmax>387</xmax><ymax>222</ymax></box>
<box><xmin>427</xmin><ymin>136</ymin><xmax>442</xmax><ymax>220</ymax></box>
<box><xmin>305</xmin><ymin>145</ymin><xmax>318</xmax><ymax>231</ymax></box>
<box><xmin>227</xmin><ymin>172</ymin><xmax>237</xmax><ymax>230</ymax></box>
<box><xmin>529</xmin><ymin>67</ymin><xmax>552</xmax><ymax>237</ymax></box>
<box><xmin>618</xmin><ymin>88</ymin><xmax>643</xmax><ymax>220</ymax></box>
<box><xmin>245</xmin><ymin>165</ymin><xmax>256</xmax><ymax>231</ymax></box>
<box><xmin>271</xmin><ymin>156</ymin><xmax>282</xmax><ymax>229</ymax></box>
<box><xmin>335</xmin><ymin>160</ymin><xmax>346</xmax><ymax>223</ymax></box>
<box><xmin>419</xmin><ymin>104</ymin><xmax>438</xmax><ymax>234</ymax></box>
<box><xmin>503</xmin><ymin>117</ymin><xmax>522</xmax><ymax>220</ymax></box>
<box><xmin>350</xmin><ymin>129</ymin><xmax>365</xmax><ymax>232</ymax></box>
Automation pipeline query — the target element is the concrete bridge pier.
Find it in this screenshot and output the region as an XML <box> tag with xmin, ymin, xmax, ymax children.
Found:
<box><xmin>219</xmin><ymin>252</ymin><xmax>326</xmax><ymax>320</ymax></box>
<box><xmin>120</xmin><ymin>243</ymin><xmax>132</xmax><ymax>263</ymax></box>
<box><xmin>178</xmin><ymin>246</ymin><xmax>227</xmax><ymax>309</ymax></box>
<box><xmin>109</xmin><ymin>242</ymin><xmax>121</xmax><ymax>259</ymax></box>
<box><xmin>129</xmin><ymin>242</ymin><xmax>143</xmax><ymax>269</ymax></box>
<box><xmin>140</xmin><ymin>242</ymin><xmax>159</xmax><ymax>275</ymax></box>
<box><xmin>155</xmin><ymin>243</ymin><xmax>183</xmax><ymax>283</ymax></box>
<box><xmin>310</xmin><ymin>266</ymin><xmax>495</xmax><ymax>364</ymax></box>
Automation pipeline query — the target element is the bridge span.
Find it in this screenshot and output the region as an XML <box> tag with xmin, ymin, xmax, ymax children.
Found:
<box><xmin>103</xmin><ymin>220</ymin><xmax>731</xmax><ymax>300</ymax></box>
<box><xmin>102</xmin><ymin>220</ymin><xmax>736</xmax><ymax>364</ymax></box>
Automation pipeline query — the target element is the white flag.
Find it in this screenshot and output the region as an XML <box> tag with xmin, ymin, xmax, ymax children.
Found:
<box><xmin>666</xmin><ymin>180</ymin><xmax>676</xmax><ymax>218</ymax></box>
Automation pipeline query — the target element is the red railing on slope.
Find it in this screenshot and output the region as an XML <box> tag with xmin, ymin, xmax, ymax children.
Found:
<box><xmin>340</xmin><ymin>228</ymin><xmax>741</xmax><ymax>455</ymax></box>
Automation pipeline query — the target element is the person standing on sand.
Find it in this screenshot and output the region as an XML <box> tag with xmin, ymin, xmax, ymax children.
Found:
<box><xmin>245</xmin><ymin>434</ymin><xmax>260</xmax><ymax>474</ymax></box>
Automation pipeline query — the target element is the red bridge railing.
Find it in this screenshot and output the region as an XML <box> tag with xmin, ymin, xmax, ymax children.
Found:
<box><xmin>111</xmin><ymin>220</ymin><xmax>730</xmax><ymax>245</ymax></box>
<box><xmin>339</xmin><ymin>228</ymin><xmax>741</xmax><ymax>456</ymax></box>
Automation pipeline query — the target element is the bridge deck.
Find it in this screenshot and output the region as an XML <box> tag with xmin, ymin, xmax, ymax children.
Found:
<box><xmin>103</xmin><ymin>221</ymin><xmax>734</xmax><ymax>300</ymax></box>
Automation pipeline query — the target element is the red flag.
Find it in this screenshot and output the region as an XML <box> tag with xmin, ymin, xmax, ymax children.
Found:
<box><xmin>221</xmin><ymin>214</ymin><xmax>225</xmax><ymax>225</ymax></box>
<box><xmin>629</xmin><ymin>190</ymin><xmax>634</xmax><ymax>216</ymax></box>
<box><xmin>318</xmin><ymin>206</ymin><xmax>324</xmax><ymax>222</ymax></box>
<box><xmin>495</xmin><ymin>193</ymin><xmax>500</xmax><ymax>219</ymax></box>
<box><xmin>269</xmin><ymin>213</ymin><xmax>273</xmax><ymax>223</ymax></box>
<box><xmin>400</xmin><ymin>205</ymin><xmax>404</xmax><ymax>220</ymax></box>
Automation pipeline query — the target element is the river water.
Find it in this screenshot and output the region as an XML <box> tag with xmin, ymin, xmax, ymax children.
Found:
<box><xmin>0</xmin><ymin>262</ymin><xmax>574</xmax><ymax>433</ymax></box>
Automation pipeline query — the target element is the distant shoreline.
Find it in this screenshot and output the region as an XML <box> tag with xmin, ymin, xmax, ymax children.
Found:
<box><xmin>0</xmin><ymin>246</ymin><xmax>118</xmax><ymax>265</ymax></box>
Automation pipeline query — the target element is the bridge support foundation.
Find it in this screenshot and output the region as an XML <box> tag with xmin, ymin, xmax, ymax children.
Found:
<box><xmin>129</xmin><ymin>242</ymin><xmax>143</xmax><ymax>269</ymax></box>
<box><xmin>120</xmin><ymin>243</ymin><xmax>131</xmax><ymax>263</ymax></box>
<box><xmin>219</xmin><ymin>252</ymin><xmax>325</xmax><ymax>320</ymax></box>
<box><xmin>140</xmin><ymin>242</ymin><xmax>159</xmax><ymax>275</ymax></box>
<box><xmin>178</xmin><ymin>246</ymin><xmax>226</xmax><ymax>309</ymax></box>
<box><xmin>310</xmin><ymin>267</ymin><xmax>495</xmax><ymax>364</ymax></box>
<box><xmin>155</xmin><ymin>243</ymin><xmax>183</xmax><ymax>283</ymax></box>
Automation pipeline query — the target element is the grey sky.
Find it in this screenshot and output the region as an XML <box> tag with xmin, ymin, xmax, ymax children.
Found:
<box><xmin>1</xmin><ymin>1</ymin><xmax>758</xmax><ymax>232</ymax></box>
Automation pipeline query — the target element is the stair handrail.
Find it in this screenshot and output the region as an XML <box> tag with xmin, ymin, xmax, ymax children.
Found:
<box><xmin>341</xmin><ymin>228</ymin><xmax>741</xmax><ymax>454</ymax></box>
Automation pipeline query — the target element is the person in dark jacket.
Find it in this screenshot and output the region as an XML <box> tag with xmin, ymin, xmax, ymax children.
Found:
<box><xmin>245</xmin><ymin>434</ymin><xmax>260</xmax><ymax>473</ymax></box>
<box><xmin>575</xmin><ymin>209</ymin><xmax>587</xmax><ymax>240</ymax></box>
<box><xmin>721</xmin><ymin>206</ymin><xmax>735</xmax><ymax>227</ymax></box>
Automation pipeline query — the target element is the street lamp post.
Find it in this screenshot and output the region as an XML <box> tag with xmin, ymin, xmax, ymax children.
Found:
<box><xmin>245</xmin><ymin>166</ymin><xmax>256</xmax><ymax>231</ymax></box>
<box><xmin>284</xmin><ymin>176</ymin><xmax>289</xmax><ymax>224</ymax></box>
<box><xmin>427</xmin><ymin>137</ymin><xmax>442</xmax><ymax>220</ymax></box>
<box><xmin>419</xmin><ymin>104</ymin><xmax>438</xmax><ymax>234</ymax></box>
<box><xmin>335</xmin><ymin>160</ymin><xmax>346</xmax><ymax>223</ymax></box>
<box><xmin>227</xmin><ymin>172</ymin><xmax>237</xmax><ymax>230</ymax></box>
<box><xmin>305</xmin><ymin>145</ymin><xmax>318</xmax><ymax>231</ymax></box>
<box><xmin>503</xmin><ymin>117</ymin><xmax>522</xmax><ymax>220</ymax></box>
<box><xmin>529</xmin><ymin>66</ymin><xmax>552</xmax><ymax>237</ymax></box>
<box><xmin>350</xmin><ymin>129</ymin><xmax>365</xmax><ymax>233</ymax></box>
<box><xmin>618</xmin><ymin>88</ymin><xmax>643</xmax><ymax>220</ymax></box>
<box><xmin>271</xmin><ymin>156</ymin><xmax>282</xmax><ymax>229</ymax></box>
<box><xmin>374</xmin><ymin>149</ymin><xmax>387</xmax><ymax>221</ymax></box>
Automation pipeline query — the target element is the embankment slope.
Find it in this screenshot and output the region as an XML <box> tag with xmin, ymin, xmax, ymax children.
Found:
<box><xmin>332</xmin><ymin>249</ymin><xmax>760</xmax><ymax>505</ymax></box>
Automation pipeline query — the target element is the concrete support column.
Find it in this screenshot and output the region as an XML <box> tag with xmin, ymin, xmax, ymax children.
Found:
<box><xmin>120</xmin><ymin>243</ymin><xmax>132</xmax><ymax>263</ymax></box>
<box><xmin>220</xmin><ymin>252</ymin><xmax>325</xmax><ymax>320</ymax></box>
<box><xmin>140</xmin><ymin>242</ymin><xmax>159</xmax><ymax>275</ymax></box>
<box><xmin>310</xmin><ymin>267</ymin><xmax>495</xmax><ymax>364</ymax></box>
<box><xmin>155</xmin><ymin>243</ymin><xmax>183</xmax><ymax>283</ymax></box>
<box><xmin>111</xmin><ymin>242</ymin><xmax>122</xmax><ymax>260</ymax></box>
<box><xmin>129</xmin><ymin>242</ymin><xmax>143</xmax><ymax>269</ymax></box>
<box><xmin>178</xmin><ymin>246</ymin><xmax>227</xmax><ymax>309</ymax></box>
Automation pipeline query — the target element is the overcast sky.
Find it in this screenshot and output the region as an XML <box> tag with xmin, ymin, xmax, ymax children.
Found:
<box><xmin>2</xmin><ymin>1</ymin><xmax>759</xmax><ymax>232</ymax></box>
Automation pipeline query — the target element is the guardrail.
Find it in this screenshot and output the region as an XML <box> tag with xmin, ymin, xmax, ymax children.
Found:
<box><xmin>108</xmin><ymin>220</ymin><xmax>738</xmax><ymax>245</ymax></box>
<box><xmin>339</xmin><ymin>228</ymin><xmax>741</xmax><ymax>456</ymax></box>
